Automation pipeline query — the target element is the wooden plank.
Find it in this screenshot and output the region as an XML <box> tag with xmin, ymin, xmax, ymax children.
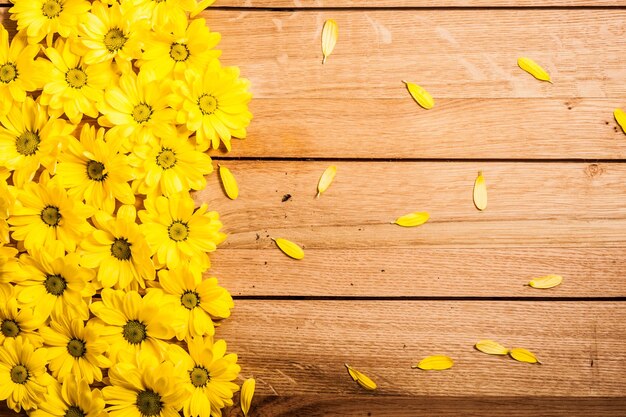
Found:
<box><xmin>216</xmin><ymin>0</ymin><xmax>626</xmax><ymax>7</ymax></box>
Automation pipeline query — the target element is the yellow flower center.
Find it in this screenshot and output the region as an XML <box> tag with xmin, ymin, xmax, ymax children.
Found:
<box><xmin>65</xmin><ymin>68</ymin><xmax>87</xmax><ymax>89</ymax></box>
<box><xmin>0</xmin><ymin>63</ymin><xmax>17</xmax><ymax>83</ymax></box>
<box><xmin>44</xmin><ymin>274</ymin><xmax>67</xmax><ymax>296</ymax></box>
<box><xmin>0</xmin><ymin>319</ymin><xmax>20</xmax><ymax>337</ymax></box>
<box><xmin>189</xmin><ymin>366</ymin><xmax>210</xmax><ymax>387</ymax></box>
<box><xmin>198</xmin><ymin>94</ymin><xmax>218</xmax><ymax>115</ymax></box>
<box><xmin>168</xmin><ymin>221</ymin><xmax>189</xmax><ymax>242</ymax></box>
<box><xmin>41</xmin><ymin>0</ymin><xmax>63</xmax><ymax>18</ymax></box>
<box><xmin>10</xmin><ymin>365</ymin><xmax>29</xmax><ymax>384</ymax></box>
<box><xmin>156</xmin><ymin>148</ymin><xmax>176</xmax><ymax>169</ymax></box>
<box><xmin>136</xmin><ymin>390</ymin><xmax>163</xmax><ymax>417</ymax></box>
<box><xmin>180</xmin><ymin>290</ymin><xmax>200</xmax><ymax>310</ymax></box>
<box><xmin>16</xmin><ymin>130</ymin><xmax>40</xmax><ymax>156</ymax></box>
<box><xmin>110</xmin><ymin>238</ymin><xmax>132</xmax><ymax>261</ymax></box>
<box><xmin>67</xmin><ymin>338</ymin><xmax>86</xmax><ymax>358</ymax></box>
<box><xmin>86</xmin><ymin>160</ymin><xmax>107</xmax><ymax>181</ymax></box>
<box><xmin>64</xmin><ymin>406</ymin><xmax>86</xmax><ymax>417</ymax></box>
<box><xmin>103</xmin><ymin>28</ymin><xmax>127</xmax><ymax>53</ymax></box>
<box><xmin>41</xmin><ymin>206</ymin><xmax>61</xmax><ymax>227</ymax></box>
<box><xmin>122</xmin><ymin>320</ymin><xmax>146</xmax><ymax>345</ymax></box>
<box><xmin>169</xmin><ymin>43</ymin><xmax>189</xmax><ymax>62</ymax></box>
<box><xmin>132</xmin><ymin>103</ymin><xmax>152</xmax><ymax>123</ymax></box>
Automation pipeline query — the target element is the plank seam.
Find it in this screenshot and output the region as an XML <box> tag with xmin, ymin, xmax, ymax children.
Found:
<box><xmin>210</xmin><ymin>156</ymin><xmax>626</xmax><ymax>163</ymax></box>
<box><xmin>207</xmin><ymin>6</ymin><xmax>626</xmax><ymax>11</ymax></box>
<box><xmin>232</xmin><ymin>295</ymin><xmax>626</xmax><ymax>301</ymax></box>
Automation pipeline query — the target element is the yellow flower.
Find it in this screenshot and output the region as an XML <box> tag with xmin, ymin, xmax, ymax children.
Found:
<box><xmin>0</xmin><ymin>28</ymin><xmax>40</xmax><ymax>115</ymax></box>
<box><xmin>0</xmin><ymin>287</ymin><xmax>45</xmax><ymax>348</ymax></box>
<box><xmin>138</xmin><ymin>17</ymin><xmax>220</xmax><ymax>79</ymax></box>
<box><xmin>30</xmin><ymin>375</ymin><xmax>107</xmax><ymax>417</ymax></box>
<box><xmin>132</xmin><ymin>0</ymin><xmax>216</xmax><ymax>27</ymax></box>
<box><xmin>56</xmin><ymin>124</ymin><xmax>135</xmax><ymax>213</ymax></box>
<box><xmin>0</xmin><ymin>336</ymin><xmax>53</xmax><ymax>412</ymax></box>
<box><xmin>9</xmin><ymin>0</ymin><xmax>90</xmax><ymax>44</ymax></box>
<box><xmin>129</xmin><ymin>132</ymin><xmax>213</xmax><ymax>197</ymax></box>
<box><xmin>37</xmin><ymin>38</ymin><xmax>118</xmax><ymax>124</ymax></box>
<box><xmin>155</xmin><ymin>266</ymin><xmax>233</xmax><ymax>340</ymax></box>
<box><xmin>0</xmin><ymin>247</ymin><xmax>22</xmax><ymax>297</ymax></box>
<box><xmin>169</xmin><ymin>337</ymin><xmax>240</xmax><ymax>417</ymax></box>
<box><xmin>90</xmin><ymin>289</ymin><xmax>181</xmax><ymax>363</ymax></box>
<box><xmin>103</xmin><ymin>349</ymin><xmax>189</xmax><ymax>417</ymax></box>
<box><xmin>97</xmin><ymin>69</ymin><xmax>177</xmax><ymax>149</ymax></box>
<box><xmin>0</xmin><ymin>97</ymin><xmax>75</xmax><ymax>186</ymax></box>
<box><xmin>138</xmin><ymin>192</ymin><xmax>226</xmax><ymax>270</ymax></box>
<box><xmin>8</xmin><ymin>175</ymin><xmax>94</xmax><ymax>252</ymax></box>
<box><xmin>174</xmin><ymin>61</ymin><xmax>252</xmax><ymax>151</ymax></box>
<box><xmin>0</xmin><ymin>175</ymin><xmax>15</xmax><ymax>244</ymax></box>
<box><xmin>40</xmin><ymin>313</ymin><xmax>111</xmax><ymax>383</ymax></box>
<box><xmin>80</xmin><ymin>206</ymin><xmax>155</xmax><ymax>290</ymax></box>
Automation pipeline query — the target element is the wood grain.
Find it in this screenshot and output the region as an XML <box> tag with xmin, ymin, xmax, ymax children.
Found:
<box><xmin>215</xmin><ymin>0</ymin><xmax>626</xmax><ymax>7</ymax></box>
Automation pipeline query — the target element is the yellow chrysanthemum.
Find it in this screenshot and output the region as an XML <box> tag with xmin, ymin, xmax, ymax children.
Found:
<box><xmin>30</xmin><ymin>375</ymin><xmax>108</xmax><ymax>417</ymax></box>
<box><xmin>138</xmin><ymin>17</ymin><xmax>220</xmax><ymax>79</ymax></box>
<box><xmin>0</xmin><ymin>247</ymin><xmax>22</xmax><ymax>297</ymax></box>
<box><xmin>0</xmin><ymin>28</ymin><xmax>40</xmax><ymax>115</ymax></box>
<box><xmin>169</xmin><ymin>337</ymin><xmax>240</xmax><ymax>417</ymax></box>
<box><xmin>0</xmin><ymin>97</ymin><xmax>75</xmax><ymax>186</ymax></box>
<box><xmin>0</xmin><ymin>287</ymin><xmax>45</xmax><ymax>348</ymax></box>
<box><xmin>0</xmin><ymin>175</ymin><xmax>15</xmax><ymax>244</ymax></box>
<box><xmin>56</xmin><ymin>124</ymin><xmax>135</xmax><ymax>213</ymax></box>
<box><xmin>9</xmin><ymin>0</ymin><xmax>90</xmax><ymax>44</ymax></box>
<box><xmin>103</xmin><ymin>349</ymin><xmax>189</xmax><ymax>417</ymax></box>
<box><xmin>89</xmin><ymin>289</ymin><xmax>182</xmax><ymax>362</ymax></box>
<box><xmin>97</xmin><ymin>69</ymin><xmax>177</xmax><ymax>149</ymax></box>
<box><xmin>40</xmin><ymin>313</ymin><xmax>111</xmax><ymax>383</ymax></box>
<box><xmin>174</xmin><ymin>61</ymin><xmax>252</xmax><ymax>151</ymax></box>
<box><xmin>138</xmin><ymin>192</ymin><xmax>225</xmax><ymax>271</ymax></box>
<box><xmin>131</xmin><ymin>0</ymin><xmax>216</xmax><ymax>27</ymax></box>
<box><xmin>0</xmin><ymin>336</ymin><xmax>53</xmax><ymax>412</ymax></box>
<box><xmin>38</xmin><ymin>38</ymin><xmax>118</xmax><ymax>124</ymax></box>
<box><xmin>8</xmin><ymin>175</ymin><xmax>93</xmax><ymax>252</ymax></box>
<box><xmin>154</xmin><ymin>267</ymin><xmax>232</xmax><ymax>340</ymax></box>
<box><xmin>80</xmin><ymin>206</ymin><xmax>155</xmax><ymax>290</ymax></box>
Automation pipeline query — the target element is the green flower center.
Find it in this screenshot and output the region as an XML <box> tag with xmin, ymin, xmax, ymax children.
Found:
<box><xmin>122</xmin><ymin>320</ymin><xmax>146</xmax><ymax>345</ymax></box>
<box><xmin>169</xmin><ymin>43</ymin><xmax>189</xmax><ymax>62</ymax></box>
<box><xmin>66</xmin><ymin>68</ymin><xmax>87</xmax><ymax>89</ymax></box>
<box><xmin>41</xmin><ymin>0</ymin><xmax>63</xmax><ymax>18</ymax></box>
<box><xmin>110</xmin><ymin>238</ymin><xmax>132</xmax><ymax>261</ymax></box>
<box><xmin>189</xmin><ymin>366</ymin><xmax>210</xmax><ymax>387</ymax></box>
<box><xmin>41</xmin><ymin>206</ymin><xmax>61</xmax><ymax>227</ymax></box>
<box><xmin>132</xmin><ymin>103</ymin><xmax>152</xmax><ymax>123</ymax></box>
<box><xmin>0</xmin><ymin>319</ymin><xmax>20</xmax><ymax>337</ymax></box>
<box><xmin>180</xmin><ymin>290</ymin><xmax>200</xmax><ymax>310</ymax></box>
<box><xmin>10</xmin><ymin>365</ymin><xmax>28</xmax><ymax>384</ymax></box>
<box><xmin>156</xmin><ymin>148</ymin><xmax>176</xmax><ymax>169</ymax></box>
<box><xmin>136</xmin><ymin>390</ymin><xmax>162</xmax><ymax>417</ymax></box>
<box><xmin>0</xmin><ymin>63</ymin><xmax>17</xmax><ymax>83</ymax></box>
<box><xmin>16</xmin><ymin>130</ymin><xmax>40</xmax><ymax>156</ymax></box>
<box><xmin>198</xmin><ymin>94</ymin><xmax>217</xmax><ymax>115</ymax></box>
<box><xmin>104</xmin><ymin>28</ymin><xmax>127</xmax><ymax>53</ymax></box>
<box><xmin>45</xmin><ymin>274</ymin><xmax>67</xmax><ymax>296</ymax></box>
<box><xmin>86</xmin><ymin>160</ymin><xmax>107</xmax><ymax>181</ymax></box>
<box><xmin>64</xmin><ymin>406</ymin><xmax>85</xmax><ymax>417</ymax></box>
<box><xmin>168</xmin><ymin>221</ymin><xmax>189</xmax><ymax>242</ymax></box>
<box><xmin>67</xmin><ymin>338</ymin><xmax>86</xmax><ymax>358</ymax></box>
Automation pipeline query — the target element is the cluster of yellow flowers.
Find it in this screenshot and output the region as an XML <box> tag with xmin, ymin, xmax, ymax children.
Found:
<box><xmin>0</xmin><ymin>0</ymin><xmax>253</xmax><ymax>416</ymax></box>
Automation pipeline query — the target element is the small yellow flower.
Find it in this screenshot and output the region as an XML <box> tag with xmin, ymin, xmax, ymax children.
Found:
<box><xmin>9</xmin><ymin>0</ymin><xmax>90</xmax><ymax>44</ymax></box>
<box><xmin>0</xmin><ymin>28</ymin><xmax>40</xmax><ymax>115</ymax></box>
<box><xmin>132</xmin><ymin>0</ymin><xmax>217</xmax><ymax>26</ymax></box>
<box><xmin>30</xmin><ymin>375</ymin><xmax>108</xmax><ymax>417</ymax></box>
<box><xmin>0</xmin><ymin>287</ymin><xmax>46</xmax><ymax>348</ymax></box>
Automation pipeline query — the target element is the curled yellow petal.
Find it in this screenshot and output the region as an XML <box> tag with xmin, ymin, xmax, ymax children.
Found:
<box><xmin>473</xmin><ymin>171</ymin><xmax>487</xmax><ymax>211</ymax></box>
<box><xmin>317</xmin><ymin>165</ymin><xmax>337</xmax><ymax>198</ymax></box>
<box><xmin>517</xmin><ymin>57</ymin><xmax>552</xmax><ymax>83</ymax></box>
<box><xmin>394</xmin><ymin>212</ymin><xmax>430</xmax><ymax>227</ymax></box>
<box><xmin>412</xmin><ymin>355</ymin><xmax>453</xmax><ymax>370</ymax></box>
<box><xmin>241</xmin><ymin>378</ymin><xmax>255</xmax><ymax>417</ymax></box>
<box><xmin>402</xmin><ymin>80</ymin><xmax>434</xmax><ymax>110</ymax></box>
<box><xmin>219</xmin><ymin>165</ymin><xmax>239</xmax><ymax>200</ymax></box>
<box><xmin>509</xmin><ymin>348</ymin><xmax>541</xmax><ymax>364</ymax></box>
<box><xmin>528</xmin><ymin>274</ymin><xmax>563</xmax><ymax>289</ymax></box>
<box><xmin>344</xmin><ymin>364</ymin><xmax>377</xmax><ymax>390</ymax></box>
<box><xmin>614</xmin><ymin>108</ymin><xmax>626</xmax><ymax>134</ymax></box>
<box><xmin>273</xmin><ymin>238</ymin><xmax>304</xmax><ymax>260</ymax></box>
<box><xmin>321</xmin><ymin>19</ymin><xmax>338</xmax><ymax>64</ymax></box>
<box><xmin>475</xmin><ymin>340</ymin><xmax>509</xmax><ymax>356</ymax></box>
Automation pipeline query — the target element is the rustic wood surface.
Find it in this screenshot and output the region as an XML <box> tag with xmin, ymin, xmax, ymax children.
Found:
<box><xmin>216</xmin><ymin>1</ymin><xmax>626</xmax><ymax>7</ymax></box>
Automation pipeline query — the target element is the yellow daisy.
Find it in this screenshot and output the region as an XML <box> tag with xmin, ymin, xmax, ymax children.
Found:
<box><xmin>56</xmin><ymin>124</ymin><xmax>135</xmax><ymax>213</ymax></box>
<box><xmin>0</xmin><ymin>336</ymin><xmax>53</xmax><ymax>412</ymax></box>
<box><xmin>30</xmin><ymin>375</ymin><xmax>108</xmax><ymax>417</ymax></box>
<box><xmin>0</xmin><ymin>287</ymin><xmax>45</xmax><ymax>348</ymax></box>
<box><xmin>0</xmin><ymin>175</ymin><xmax>15</xmax><ymax>244</ymax></box>
<box><xmin>132</xmin><ymin>0</ymin><xmax>216</xmax><ymax>27</ymax></box>
<box><xmin>80</xmin><ymin>206</ymin><xmax>155</xmax><ymax>290</ymax></box>
<box><xmin>155</xmin><ymin>266</ymin><xmax>233</xmax><ymax>340</ymax></box>
<box><xmin>138</xmin><ymin>17</ymin><xmax>220</xmax><ymax>79</ymax></box>
<box><xmin>8</xmin><ymin>175</ymin><xmax>94</xmax><ymax>252</ymax></box>
<box><xmin>0</xmin><ymin>28</ymin><xmax>40</xmax><ymax>115</ymax></box>
<box><xmin>138</xmin><ymin>192</ymin><xmax>226</xmax><ymax>271</ymax></box>
<box><xmin>174</xmin><ymin>61</ymin><xmax>252</xmax><ymax>151</ymax></box>
<box><xmin>40</xmin><ymin>313</ymin><xmax>111</xmax><ymax>383</ymax></box>
<box><xmin>89</xmin><ymin>289</ymin><xmax>182</xmax><ymax>362</ymax></box>
<box><xmin>0</xmin><ymin>247</ymin><xmax>22</xmax><ymax>298</ymax></box>
<box><xmin>38</xmin><ymin>38</ymin><xmax>118</xmax><ymax>124</ymax></box>
<box><xmin>9</xmin><ymin>0</ymin><xmax>90</xmax><ymax>44</ymax></box>
<box><xmin>169</xmin><ymin>337</ymin><xmax>240</xmax><ymax>417</ymax></box>
<box><xmin>0</xmin><ymin>97</ymin><xmax>75</xmax><ymax>186</ymax></box>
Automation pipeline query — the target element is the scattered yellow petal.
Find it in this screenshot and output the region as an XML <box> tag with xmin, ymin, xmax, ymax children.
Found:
<box><xmin>321</xmin><ymin>19</ymin><xmax>338</xmax><ymax>64</ymax></box>
<box><xmin>528</xmin><ymin>274</ymin><xmax>563</xmax><ymax>289</ymax></box>
<box><xmin>509</xmin><ymin>348</ymin><xmax>541</xmax><ymax>364</ymax></box>
<box><xmin>317</xmin><ymin>165</ymin><xmax>337</xmax><ymax>198</ymax></box>
<box><xmin>394</xmin><ymin>212</ymin><xmax>430</xmax><ymax>227</ymax></box>
<box><xmin>241</xmin><ymin>378</ymin><xmax>255</xmax><ymax>417</ymax></box>
<box><xmin>402</xmin><ymin>80</ymin><xmax>434</xmax><ymax>110</ymax></box>
<box><xmin>517</xmin><ymin>57</ymin><xmax>552</xmax><ymax>83</ymax></box>
<box><xmin>273</xmin><ymin>238</ymin><xmax>304</xmax><ymax>260</ymax></box>
<box><xmin>614</xmin><ymin>108</ymin><xmax>626</xmax><ymax>134</ymax></box>
<box><xmin>219</xmin><ymin>165</ymin><xmax>239</xmax><ymax>200</ymax></box>
<box><xmin>473</xmin><ymin>171</ymin><xmax>487</xmax><ymax>211</ymax></box>
<box><xmin>412</xmin><ymin>355</ymin><xmax>454</xmax><ymax>370</ymax></box>
<box><xmin>345</xmin><ymin>364</ymin><xmax>377</xmax><ymax>390</ymax></box>
<box><xmin>475</xmin><ymin>340</ymin><xmax>509</xmax><ymax>355</ymax></box>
